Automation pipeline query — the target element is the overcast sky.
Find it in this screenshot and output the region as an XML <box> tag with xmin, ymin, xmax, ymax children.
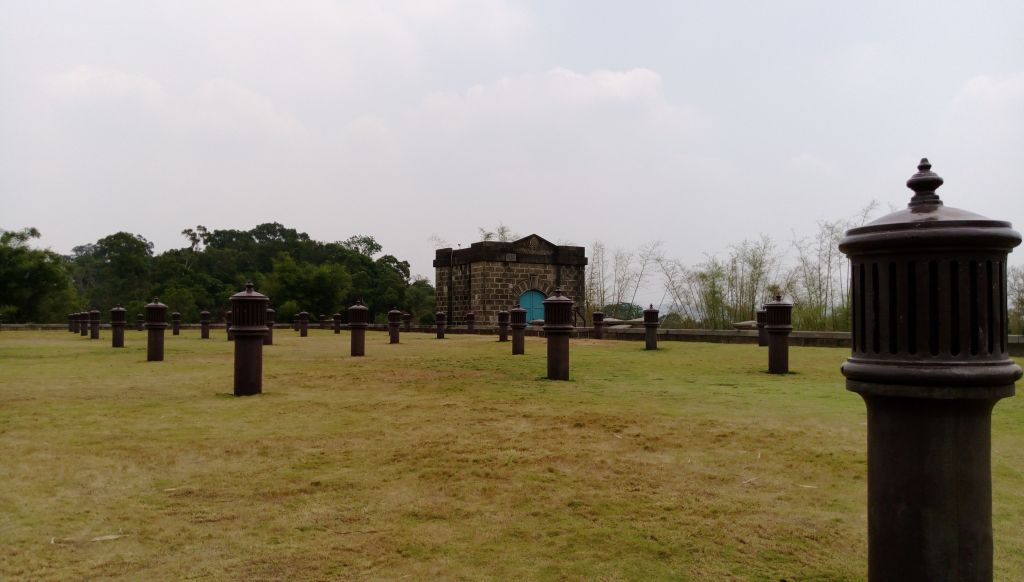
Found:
<box><xmin>3</xmin><ymin>1</ymin><xmax>1023</xmax><ymax>301</ymax></box>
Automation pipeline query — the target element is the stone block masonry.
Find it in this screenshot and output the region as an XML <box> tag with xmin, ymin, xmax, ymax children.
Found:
<box><xmin>434</xmin><ymin>235</ymin><xmax>587</xmax><ymax>326</ymax></box>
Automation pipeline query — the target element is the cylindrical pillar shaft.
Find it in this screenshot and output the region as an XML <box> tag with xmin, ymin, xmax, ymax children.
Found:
<box><xmin>543</xmin><ymin>289</ymin><xmax>574</xmax><ymax>380</ymax></box>
<box><xmin>546</xmin><ymin>332</ymin><xmax>569</xmax><ymax>380</ymax></box>
<box><xmin>263</xmin><ymin>309</ymin><xmax>275</xmax><ymax>346</ymax></box>
<box><xmin>643</xmin><ymin>305</ymin><xmax>659</xmax><ymax>350</ymax></box>
<box><xmin>388</xmin><ymin>308</ymin><xmax>402</xmax><ymax>344</ymax></box>
<box><xmin>349</xmin><ymin>301</ymin><xmax>369</xmax><ymax>357</ymax></box>
<box><xmin>110</xmin><ymin>306</ymin><xmax>126</xmax><ymax>348</ymax></box>
<box><xmin>171</xmin><ymin>312</ymin><xmax>181</xmax><ymax>336</ymax></box>
<box><xmin>645</xmin><ymin>326</ymin><xmax>657</xmax><ymax>349</ymax></box>
<box><xmin>765</xmin><ymin>295</ymin><xmax>792</xmax><ymax>374</ymax></box>
<box><xmin>351</xmin><ymin>327</ymin><xmax>365</xmax><ymax>356</ymax></box>
<box><xmin>863</xmin><ymin>396</ymin><xmax>996</xmax><ymax>581</ymax></box>
<box><xmin>147</xmin><ymin>327</ymin><xmax>165</xmax><ymax>360</ymax></box>
<box><xmin>233</xmin><ymin>333</ymin><xmax>264</xmax><ymax>395</ymax></box>
<box><xmin>89</xmin><ymin>310</ymin><xmax>100</xmax><ymax>340</ymax></box>
<box><xmin>230</xmin><ymin>284</ymin><xmax>269</xmax><ymax>396</ymax></box>
<box><xmin>145</xmin><ymin>299</ymin><xmax>168</xmax><ymax>362</ymax></box>
<box><xmin>497</xmin><ymin>310</ymin><xmax>509</xmax><ymax>342</ymax></box>
<box><xmin>511</xmin><ymin>307</ymin><xmax>527</xmax><ymax>355</ymax></box>
<box><xmin>512</xmin><ymin>327</ymin><xmax>524</xmax><ymax>354</ymax></box>
<box><xmin>200</xmin><ymin>311</ymin><xmax>210</xmax><ymax>339</ymax></box>
<box><xmin>80</xmin><ymin>314</ymin><xmax>88</xmax><ymax>337</ymax></box>
<box><xmin>436</xmin><ymin>312</ymin><xmax>446</xmax><ymax>339</ymax></box>
<box><xmin>768</xmin><ymin>331</ymin><xmax>789</xmax><ymax>374</ymax></box>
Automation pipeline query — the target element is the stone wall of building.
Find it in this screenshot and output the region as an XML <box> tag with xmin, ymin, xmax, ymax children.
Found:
<box><xmin>434</xmin><ymin>235</ymin><xmax>587</xmax><ymax>326</ymax></box>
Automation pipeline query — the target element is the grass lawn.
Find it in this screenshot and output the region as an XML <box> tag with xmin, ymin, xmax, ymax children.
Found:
<box><xmin>1</xmin><ymin>330</ymin><xmax>1022</xmax><ymax>581</ymax></box>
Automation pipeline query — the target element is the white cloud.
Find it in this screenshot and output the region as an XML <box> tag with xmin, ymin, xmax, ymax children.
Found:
<box><xmin>46</xmin><ymin>65</ymin><xmax>165</xmax><ymax>104</ymax></box>
<box><xmin>423</xmin><ymin>67</ymin><xmax>675</xmax><ymax>116</ymax></box>
<box><xmin>42</xmin><ymin>66</ymin><xmax>305</xmax><ymax>141</ymax></box>
<box><xmin>934</xmin><ymin>73</ymin><xmax>1024</xmax><ymax>226</ymax></box>
<box><xmin>789</xmin><ymin>153</ymin><xmax>835</xmax><ymax>174</ymax></box>
<box><xmin>410</xmin><ymin>67</ymin><xmax>705</xmax><ymax>161</ymax></box>
<box><xmin>188</xmin><ymin>79</ymin><xmax>306</xmax><ymax>139</ymax></box>
<box><xmin>946</xmin><ymin>73</ymin><xmax>1024</xmax><ymax>145</ymax></box>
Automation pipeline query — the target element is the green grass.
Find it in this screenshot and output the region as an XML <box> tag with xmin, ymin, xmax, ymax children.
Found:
<box><xmin>1</xmin><ymin>330</ymin><xmax>1022</xmax><ymax>581</ymax></box>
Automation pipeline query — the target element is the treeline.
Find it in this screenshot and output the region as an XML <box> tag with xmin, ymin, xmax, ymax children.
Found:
<box><xmin>585</xmin><ymin>204</ymin><xmax>1024</xmax><ymax>334</ymax></box>
<box><xmin>0</xmin><ymin>223</ymin><xmax>435</xmax><ymax>324</ymax></box>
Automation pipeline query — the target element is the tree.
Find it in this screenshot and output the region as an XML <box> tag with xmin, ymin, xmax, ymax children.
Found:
<box><xmin>0</xmin><ymin>228</ymin><xmax>79</xmax><ymax>322</ymax></box>
<box><xmin>477</xmin><ymin>223</ymin><xmax>519</xmax><ymax>242</ymax></box>
<box><xmin>723</xmin><ymin>236</ymin><xmax>781</xmax><ymax>322</ymax></box>
<box><xmin>404</xmin><ymin>277</ymin><xmax>436</xmax><ymax>324</ymax></box>
<box><xmin>787</xmin><ymin>201</ymin><xmax>877</xmax><ymax>331</ymax></box>
<box><xmin>602</xmin><ymin>302</ymin><xmax>644</xmax><ymax>320</ymax></box>
<box><xmin>341</xmin><ymin>235</ymin><xmax>382</xmax><ymax>257</ymax></box>
<box><xmin>585</xmin><ymin>241</ymin><xmax>608</xmax><ymax>316</ymax></box>
<box><xmin>263</xmin><ymin>253</ymin><xmax>352</xmax><ymax>318</ymax></box>
<box><xmin>72</xmin><ymin>232</ymin><xmax>154</xmax><ymax>309</ymax></box>
<box><xmin>0</xmin><ymin>223</ymin><xmax>444</xmax><ymax>326</ymax></box>
<box><xmin>1009</xmin><ymin>265</ymin><xmax>1024</xmax><ymax>335</ymax></box>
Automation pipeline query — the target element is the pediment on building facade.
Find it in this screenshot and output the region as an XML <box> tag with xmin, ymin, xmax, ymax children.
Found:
<box><xmin>512</xmin><ymin>234</ymin><xmax>557</xmax><ymax>255</ymax></box>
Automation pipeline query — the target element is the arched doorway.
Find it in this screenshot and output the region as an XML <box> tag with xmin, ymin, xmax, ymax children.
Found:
<box><xmin>519</xmin><ymin>289</ymin><xmax>546</xmax><ymax>322</ymax></box>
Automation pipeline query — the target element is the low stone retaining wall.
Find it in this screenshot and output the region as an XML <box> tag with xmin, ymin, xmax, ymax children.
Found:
<box><xmin>6</xmin><ymin>324</ymin><xmax>1022</xmax><ymax>356</ymax></box>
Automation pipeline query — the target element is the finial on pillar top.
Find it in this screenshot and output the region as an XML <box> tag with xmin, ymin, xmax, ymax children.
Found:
<box><xmin>907</xmin><ymin>157</ymin><xmax>944</xmax><ymax>208</ymax></box>
<box><xmin>649</xmin><ymin>304</ymin><xmax>654</xmax><ymax>309</ymax></box>
<box><xmin>775</xmin><ymin>294</ymin><xmax>782</xmax><ymax>302</ymax></box>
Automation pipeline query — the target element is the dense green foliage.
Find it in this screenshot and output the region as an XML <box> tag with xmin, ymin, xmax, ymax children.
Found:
<box><xmin>0</xmin><ymin>228</ymin><xmax>80</xmax><ymax>323</ymax></box>
<box><xmin>1</xmin><ymin>224</ymin><xmax>434</xmax><ymax>323</ymax></box>
<box><xmin>600</xmin><ymin>302</ymin><xmax>644</xmax><ymax>320</ymax></box>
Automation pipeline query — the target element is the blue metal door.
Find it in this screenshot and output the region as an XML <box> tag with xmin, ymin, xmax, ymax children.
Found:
<box><xmin>520</xmin><ymin>290</ymin><xmax>546</xmax><ymax>322</ymax></box>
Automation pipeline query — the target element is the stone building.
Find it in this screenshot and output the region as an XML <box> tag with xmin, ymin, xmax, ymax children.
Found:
<box><xmin>434</xmin><ymin>235</ymin><xmax>587</xmax><ymax>326</ymax></box>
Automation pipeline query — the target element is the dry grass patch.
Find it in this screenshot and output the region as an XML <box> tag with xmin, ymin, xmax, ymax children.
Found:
<box><xmin>1</xmin><ymin>330</ymin><xmax>1022</xmax><ymax>580</ymax></box>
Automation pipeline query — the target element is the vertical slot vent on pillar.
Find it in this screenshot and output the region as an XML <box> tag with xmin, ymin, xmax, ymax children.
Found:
<box><xmin>969</xmin><ymin>260</ymin><xmax>979</xmax><ymax>356</ymax></box>
<box><xmin>949</xmin><ymin>261</ymin><xmax>960</xmax><ymax>356</ymax></box>
<box><xmin>907</xmin><ymin>261</ymin><xmax>917</xmax><ymax>355</ymax></box>
<box><xmin>1000</xmin><ymin>261</ymin><xmax>1007</xmax><ymax>355</ymax></box>
<box><xmin>987</xmin><ymin>260</ymin><xmax>995</xmax><ymax>355</ymax></box>
<box><xmin>850</xmin><ymin>263</ymin><xmax>858</xmax><ymax>352</ymax></box>
<box><xmin>858</xmin><ymin>263</ymin><xmax>866</xmax><ymax>353</ymax></box>
<box><xmin>871</xmin><ymin>262</ymin><xmax>880</xmax><ymax>354</ymax></box>
<box><xmin>929</xmin><ymin>260</ymin><xmax>939</xmax><ymax>356</ymax></box>
<box><xmin>888</xmin><ymin>261</ymin><xmax>898</xmax><ymax>354</ymax></box>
